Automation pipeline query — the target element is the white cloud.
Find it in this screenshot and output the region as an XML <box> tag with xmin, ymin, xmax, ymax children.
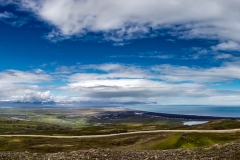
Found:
<box><xmin>214</xmin><ymin>53</ymin><xmax>235</xmax><ymax>60</ymax></box>
<box><xmin>10</xmin><ymin>91</ymin><xmax>52</xmax><ymax>102</ymax></box>
<box><xmin>71</xmin><ymin>62</ymin><xmax>240</xmax><ymax>84</ymax></box>
<box><xmin>0</xmin><ymin>82</ymin><xmax>52</xmax><ymax>102</ymax></box>
<box><xmin>55</xmin><ymin>65</ymin><xmax>77</xmax><ymax>74</ymax></box>
<box><xmin>2</xmin><ymin>64</ymin><xmax>240</xmax><ymax>104</ymax></box>
<box><xmin>152</xmin><ymin>63</ymin><xmax>240</xmax><ymax>83</ymax></box>
<box><xmin>62</xmin><ymin>73</ymin><xmax>213</xmax><ymax>103</ymax></box>
<box><xmin>53</xmin><ymin>63</ymin><xmax>240</xmax><ymax>105</ymax></box>
<box><xmin>185</xmin><ymin>47</ymin><xmax>210</xmax><ymax>60</ymax></box>
<box><xmin>212</xmin><ymin>41</ymin><xmax>240</xmax><ymax>51</ymax></box>
<box><xmin>3</xmin><ymin>0</ymin><xmax>237</xmax><ymax>47</ymax></box>
<box><xmin>0</xmin><ymin>69</ymin><xmax>52</xmax><ymax>84</ymax></box>
<box><xmin>0</xmin><ymin>69</ymin><xmax>53</xmax><ymax>102</ymax></box>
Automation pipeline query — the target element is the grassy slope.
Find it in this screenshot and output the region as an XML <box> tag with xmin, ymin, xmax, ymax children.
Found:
<box><xmin>135</xmin><ymin>133</ymin><xmax>240</xmax><ymax>150</ymax></box>
<box><xmin>1</xmin><ymin>118</ymin><xmax>240</xmax><ymax>153</ymax></box>
<box><xmin>0</xmin><ymin>118</ymin><xmax>173</xmax><ymax>136</ymax></box>
<box><xmin>0</xmin><ymin>132</ymin><xmax>240</xmax><ymax>153</ymax></box>
<box><xmin>0</xmin><ymin>118</ymin><xmax>74</xmax><ymax>135</ymax></box>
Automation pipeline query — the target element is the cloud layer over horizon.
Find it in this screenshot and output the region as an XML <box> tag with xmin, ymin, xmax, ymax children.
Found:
<box><xmin>1</xmin><ymin>62</ymin><xmax>240</xmax><ymax>105</ymax></box>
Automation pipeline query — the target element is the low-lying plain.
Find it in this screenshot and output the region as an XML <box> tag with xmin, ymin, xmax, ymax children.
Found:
<box><xmin>1</xmin><ymin>106</ymin><xmax>240</xmax><ymax>159</ymax></box>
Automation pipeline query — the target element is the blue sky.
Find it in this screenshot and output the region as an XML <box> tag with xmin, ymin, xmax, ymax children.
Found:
<box><xmin>1</xmin><ymin>0</ymin><xmax>240</xmax><ymax>105</ymax></box>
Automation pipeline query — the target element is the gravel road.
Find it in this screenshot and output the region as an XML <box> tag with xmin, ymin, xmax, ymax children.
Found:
<box><xmin>1</xmin><ymin>129</ymin><xmax>240</xmax><ymax>138</ymax></box>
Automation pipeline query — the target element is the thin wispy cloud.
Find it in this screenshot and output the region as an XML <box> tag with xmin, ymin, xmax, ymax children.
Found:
<box><xmin>0</xmin><ymin>69</ymin><xmax>52</xmax><ymax>84</ymax></box>
<box><xmin>110</xmin><ymin>51</ymin><xmax>174</xmax><ymax>59</ymax></box>
<box><xmin>0</xmin><ymin>12</ymin><xmax>16</xmax><ymax>19</ymax></box>
<box><xmin>0</xmin><ymin>11</ymin><xmax>29</xmax><ymax>27</ymax></box>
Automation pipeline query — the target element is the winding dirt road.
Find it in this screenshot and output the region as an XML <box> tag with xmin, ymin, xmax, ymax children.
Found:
<box><xmin>1</xmin><ymin>129</ymin><xmax>240</xmax><ymax>139</ymax></box>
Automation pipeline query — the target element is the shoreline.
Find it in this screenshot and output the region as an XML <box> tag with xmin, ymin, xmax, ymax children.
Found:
<box><xmin>137</xmin><ymin>110</ymin><xmax>240</xmax><ymax>120</ymax></box>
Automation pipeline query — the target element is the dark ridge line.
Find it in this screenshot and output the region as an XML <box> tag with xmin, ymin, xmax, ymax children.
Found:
<box><xmin>137</xmin><ymin>111</ymin><xmax>240</xmax><ymax>120</ymax></box>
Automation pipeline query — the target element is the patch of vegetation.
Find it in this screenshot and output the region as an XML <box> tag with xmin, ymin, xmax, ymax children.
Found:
<box><xmin>1</xmin><ymin>132</ymin><xmax>240</xmax><ymax>153</ymax></box>
<box><xmin>0</xmin><ymin>118</ymin><xmax>73</xmax><ymax>135</ymax></box>
<box><xmin>31</xmin><ymin>115</ymin><xmax>90</xmax><ymax>128</ymax></box>
<box><xmin>0</xmin><ymin>118</ymin><xmax>173</xmax><ymax>136</ymax></box>
<box><xmin>136</xmin><ymin>133</ymin><xmax>240</xmax><ymax>150</ymax></box>
<box><xmin>0</xmin><ymin>134</ymin><xmax>151</xmax><ymax>153</ymax></box>
<box><xmin>176</xmin><ymin>133</ymin><xmax>240</xmax><ymax>149</ymax></box>
<box><xmin>136</xmin><ymin>133</ymin><xmax>182</xmax><ymax>150</ymax></box>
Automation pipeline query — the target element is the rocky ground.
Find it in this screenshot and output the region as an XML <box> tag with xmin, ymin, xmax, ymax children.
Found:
<box><xmin>1</xmin><ymin>141</ymin><xmax>240</xmax><ymax>160</ymax></box>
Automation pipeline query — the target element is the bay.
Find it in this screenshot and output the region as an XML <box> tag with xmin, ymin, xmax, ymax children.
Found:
<box><xmin>127</xmin><ymin>105</ymin><xmax>240</xmax><ymax>118</ymax></box>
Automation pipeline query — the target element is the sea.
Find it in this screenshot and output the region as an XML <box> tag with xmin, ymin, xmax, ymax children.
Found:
<box><xmin>1</xmin><ymin>102</ymin><xmax>240</xmax><ymax>118</ymax></box>
<box><xmin>127</xmin><ymin>105</ymin><xmax>240</xmax><ymax>118</ymax></box>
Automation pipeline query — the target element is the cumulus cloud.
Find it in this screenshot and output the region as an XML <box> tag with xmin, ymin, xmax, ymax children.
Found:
<box><xmin>0</xmin><ymin>69</ymin><xmax>53</xmax><ymax>102</ymax></box>
<box><xmin>0</xmin><ymin>82</ymin><xmax>52</xmax><ymax>102</ymax></box>
<box><xmin>2</xmin><ymin>0</ymin><xmax>238</xmax><ymax>47</ymax></box>
<box><xmin>212</xmin><ymin>41</ymin><xmax>240</xmax><ymax>51</ymax></box>
<box><xmin>10</xmin><ymin>91</ymin><xmax>52</xmax><ymax>102</ymax></box>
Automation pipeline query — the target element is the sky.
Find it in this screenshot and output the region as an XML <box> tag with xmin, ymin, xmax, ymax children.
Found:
<box><xmin>1</xmin><ymin>0</ymin><xmax>240</xmax><ymax>105</ymax></box>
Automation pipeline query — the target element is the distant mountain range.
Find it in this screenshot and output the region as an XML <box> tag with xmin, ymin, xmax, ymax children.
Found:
<box><xmin>0</xmin><ymin>100</ymin><xmax>157</xmax><ymax>106</ymax></box>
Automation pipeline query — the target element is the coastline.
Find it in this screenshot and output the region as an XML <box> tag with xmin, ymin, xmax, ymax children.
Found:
<box><xmin>137</xmin><ymin>110</ymin><xmax>240</xmax><ymax>120</ymax></box>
